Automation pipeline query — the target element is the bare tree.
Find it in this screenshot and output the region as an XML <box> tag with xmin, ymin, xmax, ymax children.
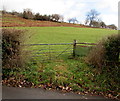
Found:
<box><xmin>68</xmin><ymin>18</ymin><xmax>72</xmax><ymax>23</ymax></box>
<box><xmin>72</xmin><ymin>18</ymin><xmax>78</xmax><ymax>24</ymax></box>
<box><xmin>68</xmin><ymin>18</ymin><xmax>78</xmax><ymax>24</ymax></box>
<box><xmin>23</xmin><ymin>8</ymin><xmax>34</xmax><ymax>19</ymax></box>
<box><xmin>51</xmin><ymin>14</ymin><xmax>60</xmax><ymax>22</ymax></box>
<box><xmin>85</xmin><ymin>9</ymin><xmax>100</xmax><ymax>26</ymax></box>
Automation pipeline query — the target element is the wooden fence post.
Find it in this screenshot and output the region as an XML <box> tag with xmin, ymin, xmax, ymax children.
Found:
<box><xmin>73</xmin><ymin>39</ymin><xmax>77</xmax><ymax>57</ymax></box>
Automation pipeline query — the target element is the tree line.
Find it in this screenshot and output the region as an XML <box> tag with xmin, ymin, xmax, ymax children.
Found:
<box><xmin>6</xmin><ymin>8</ymin><xmax>64</xmax><ymax>22</ymax></box>
<box><xmin>2</xmin><ymin>8</ymin><xmax>117</xmax><ymax>30</ymax></box>
<box><xmin>2</xmin><ymin>8</ymin><xmax>64</xmax><ymax>22</ymax></box>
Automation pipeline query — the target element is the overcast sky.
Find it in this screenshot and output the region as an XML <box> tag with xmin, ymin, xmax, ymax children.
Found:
<box><xmin>0</xmin><ymin>0</ymin><xmax>119</xmax><ymax>26</ymax></box>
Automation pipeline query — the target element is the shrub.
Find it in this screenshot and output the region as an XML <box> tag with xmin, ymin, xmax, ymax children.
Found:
<box><xmin>85</xmin><ymin>34</ymin><xmax>120</xmax><ymax>94</ymax></box>
<box><xmin>85</xmin><ymin>34</ymin><xmax>120</xmax><ymax>69</ymax></box>
<box><xmin>2</xmin><ymin>28</ymin><xmax>26</xmax><ymax>68</ymax></box>
<box><xmin>104</xmin><ymin>34</ymin><xmax>120</xmax><ymax>63</ymax></box>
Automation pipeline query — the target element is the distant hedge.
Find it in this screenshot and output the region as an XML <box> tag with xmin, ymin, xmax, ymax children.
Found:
<box><xmin>2</xmin><ymin>28</ymin><xmax>25</xmax><ymax>68</ymax></box>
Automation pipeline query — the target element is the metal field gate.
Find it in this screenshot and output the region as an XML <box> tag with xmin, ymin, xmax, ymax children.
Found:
<box><xmin>23</xmin><ymin>43</ymin><xmax>73</xmax><ymax>62</ymax></box>
<box><xmin>22</xmin><ymin>40</ymin><xmax>97</xmax><ymax>62</ymax></box>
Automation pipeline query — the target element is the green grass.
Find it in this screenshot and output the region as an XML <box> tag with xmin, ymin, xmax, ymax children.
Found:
<box><xmin>16</xmin><ymin>27</ymin><xmax>117</xmax><ymax>44</ymax></box>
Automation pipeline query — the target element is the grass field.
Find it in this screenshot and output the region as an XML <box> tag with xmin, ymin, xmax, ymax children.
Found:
<box><xmin>16</xmin><ymin>27</ymin><xmax>117</xmax><ymax>44</ymax></box>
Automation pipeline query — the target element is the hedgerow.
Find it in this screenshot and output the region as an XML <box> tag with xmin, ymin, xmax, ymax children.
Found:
<box><xmin>2</xmin><ymin>28</ymin><xmax>26</xmax><ymax>68</ymax></box>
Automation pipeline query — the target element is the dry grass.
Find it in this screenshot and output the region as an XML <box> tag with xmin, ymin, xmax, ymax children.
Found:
<box><xmin>85</xmin><ymin>41</ymin><xmax>106</xmax><ymax>69</ymax></box>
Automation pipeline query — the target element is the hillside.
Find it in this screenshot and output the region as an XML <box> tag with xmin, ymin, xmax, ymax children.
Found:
<box><xmin>2</xmin><ymin>13</ymin><xmax>89</xmax><ymax>28</ymax></box>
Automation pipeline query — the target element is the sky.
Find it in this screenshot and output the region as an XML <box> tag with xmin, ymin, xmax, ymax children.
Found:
<box><xmin>0</xmin><ymin>0</ymin><xmax>119</xmax><ymax>26</ymax></box>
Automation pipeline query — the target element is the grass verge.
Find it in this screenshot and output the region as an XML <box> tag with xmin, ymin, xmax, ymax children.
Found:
<box><xmin>2</xmin><ymin>56</ymin><xmax>120</xmax><ymax>99</ymax></box>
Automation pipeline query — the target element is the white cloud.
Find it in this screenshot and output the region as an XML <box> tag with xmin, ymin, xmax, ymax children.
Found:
<box><xmin>100</xmin><ymin>0</ymin><xmax>118</xmax><ymax>12</ymax></box>
<box><xmin>101</xmin><ymin>14</ymin><xmax>118</xmax><ymax>26</ymax></box>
